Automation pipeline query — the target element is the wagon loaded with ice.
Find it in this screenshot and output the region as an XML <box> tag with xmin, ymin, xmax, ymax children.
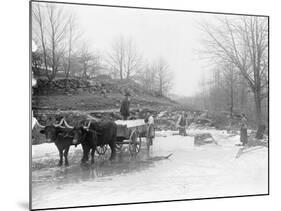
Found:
<box><xmin>96</xmin><ymin>119</ymin><xmax>155</xmax><ymax>155</ymax></box>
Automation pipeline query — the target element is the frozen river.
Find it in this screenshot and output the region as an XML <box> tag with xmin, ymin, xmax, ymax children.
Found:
<box><xmin>31</xmin><ymin>129</ymin><xmax>268</xmax><ymax>210</ymax></box>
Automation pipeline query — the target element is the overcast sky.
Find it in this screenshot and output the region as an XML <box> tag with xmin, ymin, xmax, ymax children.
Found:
<box><xmin>32</xmin><ymin>2</ymin><xmax>227</xmax><ymax>97</ymax></box>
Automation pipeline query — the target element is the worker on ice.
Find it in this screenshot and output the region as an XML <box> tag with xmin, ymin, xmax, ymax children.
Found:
<box><xmin>145</xmin><ymin>112</ymin><xmax>155</xmax><ymax>146</ymax></box>
<box><xmin>176</xmin><ymin>111</ymin><xmax>188</xmax><ymax>136</ymax></box>
<box><xmin>120</xmin><ymin>92</ymin><xmax>131</xmax><ymax>120</ymax></box>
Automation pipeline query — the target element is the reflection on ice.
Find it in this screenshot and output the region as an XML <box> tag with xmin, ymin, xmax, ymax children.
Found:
<box><xmin>32</xmin><ymin>149</ymin><xmax>160</xmax><ymax>186</ymax></box>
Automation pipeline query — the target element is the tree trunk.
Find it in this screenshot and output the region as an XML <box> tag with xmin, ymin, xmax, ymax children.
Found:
<box><xmin>230</xmin><ymin>78</ymin><xmax>234</xmax><ymax>119</ymax></box>
<box><xmin>119</xmin><ymin>62</ymin><xmax>123</xmax><ymax>80</ymax></box>
<box><xmin>159</xmin><ymin>78</ymin><xmax>163</xmax><ymax>96</ymax></box>
<box><xmin>256</xmin><ymin>124</ymin><xmax>265</xmax><ymax>139</ymax></box>
<box><xmin>120</xmin><ymin>71</ymin><xmax>123</xmax><ymax>80</ymax></box>
<box><xmin>254</xmin><ymin>89</ymin><xmax>263</xmax><ymax>125</ymax></box>
<box><xmin>82</xmin><ymin>62</ymin><xmax>87</xmax><ymax>79</ymax></box>
<box><xmin>126</xmin><ymin>70</ymin><xmax>130</xmax><ymax>80</ymax></box>
<box><xmin>254</xmin><ymin>88</ymin><xmax>265</xmax><ymax>139</ymax></box>
<box><xmin>65</xmin><ymin>71</ymin><xmax>70</xmax><ymax>92</ymax></box>
<box><xmin>240</xmin><ymin>81</ymin><xmax>246</xmax><ymax>111</ymax></box>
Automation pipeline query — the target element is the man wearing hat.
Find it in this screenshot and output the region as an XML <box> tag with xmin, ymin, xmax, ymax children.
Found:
<box><xmin>120</xmin><ymin>93</ymin><xmax>131</xmax><ymax>120</ymax></box>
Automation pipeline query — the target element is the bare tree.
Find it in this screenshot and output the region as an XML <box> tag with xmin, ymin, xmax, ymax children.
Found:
<box><xmin>137</xmin><ymin>63</ymin><xmax>157</xmax><ymax>93</ymax></box>
<box><xmin>124</xmin><ymin>39</ymin><xmax>142</xmax><ymax>79</ymax></box>
<box><xmin>207</xmin><ymin>68</ymin><xmax>224</xmax><ymax>111</ymax></box>
<box><xmin>107</xmin><ymin>36</ymin><xmax>125</xmax><ymax>80</ymax></box>
<box><xmin>32</xmin><ymin>4</ymin><xmax>48</xmax><ymax>77</ymax></box>
<box><xmin>206</xmin><ymin>63</ymin><xmax>237</xmax><ymax>115</ymax></box>
<box><xmin>153</xmin><ymin>58</ymin><xmax>173</xmax><ymax>97</ymax></box>
<box><xmin>201</xmin><ymin>16</ymin><xmax>268</xmax><ymax>129</ymax></box>
<box><xmin>107</xmin><ymin>36</ymin><xmax>141</xmax><ymax>80</ymax></box>
<box><xmin>62</xmin><ymin>14</ymin><xmax>80</xmax><ymax>90</ymax></box>
<box><xmin>198</xmin><ymin>73</ymin><xmax>209</xmax><ymax>110</ymax></box>
<box><xmin>33</xmin><ymin>3</ymin><xmax>69</xmax><ymax>82</ymax></box>
<box><xmin>221</xmin><ymin>63</ymin><xmax>238</xmax><ymax>118</ymax></box>
<box><xmin>78</xmin><ymin>44</ymin><xmax>100</xmax><ymax>79</ymax></box>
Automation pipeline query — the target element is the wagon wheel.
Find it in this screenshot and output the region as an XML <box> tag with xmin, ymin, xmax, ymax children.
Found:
<box><xmin>96</xmin><ymin>145</ymin><xmax>108</xmax><ymax>155</ymax></box>
<box><xmin>129</xmin><ymin>130</ymin><xmax>141</xmax><ymax>155</ymax></box>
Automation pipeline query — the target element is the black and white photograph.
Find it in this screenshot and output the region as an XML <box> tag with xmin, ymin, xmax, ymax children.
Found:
<box><xmin>30</xmin><ymin>1</ymin><xmax>269</xmax><ymax>210</ymax></box>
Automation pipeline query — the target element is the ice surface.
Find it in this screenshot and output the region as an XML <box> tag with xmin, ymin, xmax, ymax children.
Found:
<box><xmin>32</xmin><ymin>128</ymin><xmax>268</xmax><ymax>210</ymax></box>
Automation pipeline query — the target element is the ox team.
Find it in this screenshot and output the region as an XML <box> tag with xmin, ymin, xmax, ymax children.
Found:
<box><xmin>39</xmin><ymin>93</ymin><xmax>155</xmax><ymax>166</ymax></box>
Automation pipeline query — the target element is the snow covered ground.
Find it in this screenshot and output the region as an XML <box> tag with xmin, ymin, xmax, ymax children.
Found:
<box><xmin>31</xmin><ymin>129</ymin><xmax>268</xmax><ymax>210</ymax></box>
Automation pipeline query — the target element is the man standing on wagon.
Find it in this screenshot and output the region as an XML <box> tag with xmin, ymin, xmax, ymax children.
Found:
<box><xmin>120</xmin><ymin>92</ymin><xmax>131</xmax><ymax>120</ymax></box>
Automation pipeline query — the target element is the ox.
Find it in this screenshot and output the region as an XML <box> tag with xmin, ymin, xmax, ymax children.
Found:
<box><xmin>40</xmin><ymin>125</ymin><xmax>78</xmax><ymax>166</ymax></box>
<box><xmin>72</xmin><ymin>120</ymin><xmax>117</xmax><ymax>165</ymax></box>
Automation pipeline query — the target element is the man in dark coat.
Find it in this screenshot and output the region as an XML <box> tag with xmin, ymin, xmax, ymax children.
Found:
<box><xmin>120</xmin><ymin>93</ymin><xmax>130</xmax><ymax>120</ymax></box>
<box><xmin>176</xmin><ymin>111</ymin><xmax>188</xmax><ymax>136</ymax></box>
